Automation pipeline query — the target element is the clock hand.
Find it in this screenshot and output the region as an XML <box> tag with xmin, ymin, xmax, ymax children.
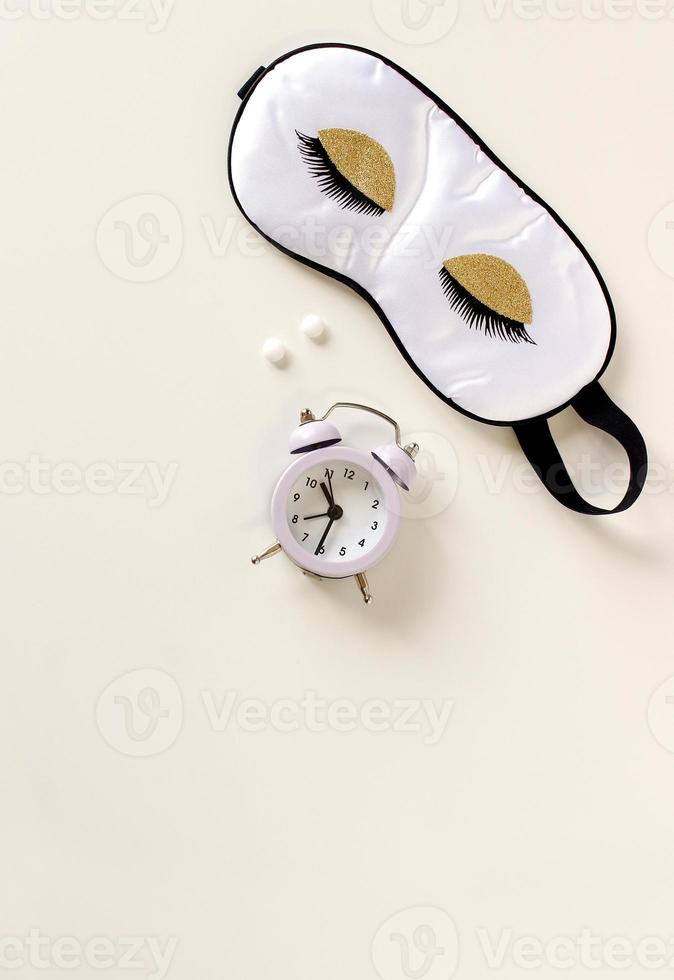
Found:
<box><xmin>320</xmin><ymin>481</ymin><xmax>333</xmax><ymax>507</ymax></box>
<box><xmin>303</xmin><ymin>511</ymin><xmax>330</xmax><ymax>520</ymax></box>
<box><xmin>314</xmin><ymin>516</ymin><xmax>334</xmax><ymax>556</ymax></box>
<box><xmin>326</xmin><ymin>470</ymin><xmax>335</xmax><ymax>505</ymax></box>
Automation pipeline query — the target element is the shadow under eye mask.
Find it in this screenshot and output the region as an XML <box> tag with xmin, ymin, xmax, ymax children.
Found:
<box><xmin>229</xmin><ymin>43</ymin><xmax>647</xmax><ymax>516</ymax></box>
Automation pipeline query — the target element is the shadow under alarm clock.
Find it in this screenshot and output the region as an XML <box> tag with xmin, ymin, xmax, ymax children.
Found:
<box><xmin>251</xmin><ymin>402</ymin><xmax>419</xmax><ymax>605</ymax></box>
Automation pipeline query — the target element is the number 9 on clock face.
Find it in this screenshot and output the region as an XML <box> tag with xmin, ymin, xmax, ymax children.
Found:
<box><xmin>270</xmin><ymin>447</ymin><xmax>402</xmax><ymax>579</ymax></box>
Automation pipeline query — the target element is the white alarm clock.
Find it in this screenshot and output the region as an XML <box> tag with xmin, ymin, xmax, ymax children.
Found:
<box><xmin>251</xmin><ymin>402</ymin><xmax>420</xmax><ymax>604</ymax></box>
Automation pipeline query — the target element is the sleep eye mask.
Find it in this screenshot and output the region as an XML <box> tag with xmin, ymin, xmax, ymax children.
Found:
<box><xmin>228</xmin><ymin>43</ymin><xmax>647</xmax><ymax>516</ymax></box>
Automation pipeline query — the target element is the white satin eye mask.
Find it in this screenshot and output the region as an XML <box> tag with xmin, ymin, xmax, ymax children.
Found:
<box><xmin>229</xmin><ymin>44</ymin><xmax>647</xmax><ymax>515</ymax></box>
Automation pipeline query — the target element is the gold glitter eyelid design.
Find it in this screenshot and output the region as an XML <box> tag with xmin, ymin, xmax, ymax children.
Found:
<box><xmin>318</xmin><ymin>128</ymin><xmax>396</xmax><ymax>212</ymax></box>
<box><xmin>443</xmin><ymin>254</ymin><xmax>533</xmax><ymax>324</ymax></box>
<box><xmin>439</xmin><ymin>253</ymin><xmax>535</xmax><ymax>345</ymax></box>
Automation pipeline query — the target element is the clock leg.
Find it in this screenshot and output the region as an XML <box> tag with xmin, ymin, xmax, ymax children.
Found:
<box><xmin>355</xmin><ymin>572</ymin><xmax>373</xmax><ymax>605</ymax></box>
<box><xmin>251</xmin><ymin>542</ymin><xmax>282</xmax><ymax>565</ymax></box>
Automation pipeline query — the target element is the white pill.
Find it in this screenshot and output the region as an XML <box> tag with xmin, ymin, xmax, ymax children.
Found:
<box><xmin>300</xmin><ymin>313</ymin><xmax>326</xmax><ymax>339</ymax></box>
<box><xmin>262</xmin><ymin>337</ymin><xmax>286</xmax><ymax>364</ymax></box>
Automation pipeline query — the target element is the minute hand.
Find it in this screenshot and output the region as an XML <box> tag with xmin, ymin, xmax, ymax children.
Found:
<box><xmin>314</xmin><ymin>517</ymin><xmax>334</xmax><ymax>556</ymax></box>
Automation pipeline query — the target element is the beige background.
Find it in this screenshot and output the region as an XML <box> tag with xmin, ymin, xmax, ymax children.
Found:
<box><xmin>1</xmin><ymin>1</ymin><xmax>673</xmax><ymax>978</ymax></box>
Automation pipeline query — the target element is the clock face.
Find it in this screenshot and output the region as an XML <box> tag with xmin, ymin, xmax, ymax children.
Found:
<box><xmin>285</xmin><ymin>459</ymin><xmax>388</xmax><ymax>565</ymax></box>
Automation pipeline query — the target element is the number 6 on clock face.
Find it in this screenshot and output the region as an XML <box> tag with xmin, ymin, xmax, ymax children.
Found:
<box><xmin>272</xmin><ymin>447</ymin><xmax>401</xmax><ymax>579</ymax></box>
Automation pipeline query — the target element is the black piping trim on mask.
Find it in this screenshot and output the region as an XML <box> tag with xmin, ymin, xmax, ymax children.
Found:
<box><xmin>228</xmin><ymin>41</ymin><xmax>618</xmax><ymax>430</ymax></box>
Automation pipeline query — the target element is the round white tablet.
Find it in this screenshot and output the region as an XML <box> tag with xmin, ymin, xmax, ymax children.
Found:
<box><xmin>300</xmin><ymin>314</ymin><xmax>326</xmax><ymax>340</ymax></box>
<box><xmin>262</xmin><ymin>337</ymin><xmax>286</xmax><ymax>364</ymax></box>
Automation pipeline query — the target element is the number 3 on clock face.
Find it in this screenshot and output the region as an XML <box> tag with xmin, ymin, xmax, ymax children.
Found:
<box><xmin>271</xmin><ymin>447</ymin><xmax>402</xmax><ymax>579</ymax></box>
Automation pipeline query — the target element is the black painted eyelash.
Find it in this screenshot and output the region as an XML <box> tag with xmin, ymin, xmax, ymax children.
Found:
<box><xmin>296</xmin><ymin>130</ymin><xmax>385</xmax><ymax>217</ymax></box>
<box><xmin>439</xmin><ymin>267</ymin><xmax>536</xmax><ymax>345</ymax></box>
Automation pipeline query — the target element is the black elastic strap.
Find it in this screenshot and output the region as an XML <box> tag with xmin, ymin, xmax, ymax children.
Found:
<box><xmin>237</xmin><ymin>66</ymin><xmax>266</xmax><ymax>101</ymax></box>
<box><xmin>513</xmin><ymin>382</ymin><xmax>647</xmax><ymax>515</ymax></box>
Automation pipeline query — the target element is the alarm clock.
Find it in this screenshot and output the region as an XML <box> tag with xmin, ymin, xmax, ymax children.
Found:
<box><xmin>251</xmin><ymin>402</ymin><xmax>420</xmax><ymax>604</ymax></box>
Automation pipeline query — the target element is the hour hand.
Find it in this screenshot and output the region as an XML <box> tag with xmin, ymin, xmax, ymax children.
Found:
<box><xmin>320</xmin><ymin>481</ymin><xmax>333</xmax><ymax>506</ymax></box>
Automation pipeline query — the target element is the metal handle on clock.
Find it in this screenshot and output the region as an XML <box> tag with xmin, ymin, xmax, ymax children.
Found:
<box><xmin>318</xmin><ymin>402</ymin><xmax>403</xmax><ymax>448</ymax></box>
